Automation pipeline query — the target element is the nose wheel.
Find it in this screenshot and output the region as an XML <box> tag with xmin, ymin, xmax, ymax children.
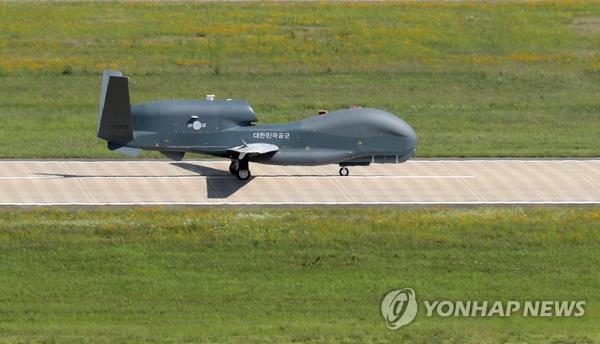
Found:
<box><xmin>339</xmin><ymin>167</ymin><xmax>349</xmax><ymax>176</ymax></box>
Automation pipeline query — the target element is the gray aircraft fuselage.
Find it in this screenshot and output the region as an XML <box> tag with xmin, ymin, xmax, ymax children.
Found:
<box><xmin>97</xmin><ymin>71</ymin><xmax>417</xmax><ymax>178</ymax></box>
<box><xmin>128</xmin><ymin>100</ymin><xmax>417</xmax><ymax>166</ymax></box>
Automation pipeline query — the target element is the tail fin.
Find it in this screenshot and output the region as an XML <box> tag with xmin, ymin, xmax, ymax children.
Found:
<box><xmin>97</xmin><ymin>70</ymin><xmax>133</xmax><ymax>144</ymax></box>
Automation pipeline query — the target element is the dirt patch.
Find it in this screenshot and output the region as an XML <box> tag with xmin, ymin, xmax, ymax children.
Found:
<box><xmin>285</xmin><ymin>26</ymin><xmax>323</xmax><ymax>39</ymax></box>
<box><xmin>571</xmin><ymin>17</ymin><xmax>600</xmax><ymax>34</ymax></box>
<box><xmin>143</xmin><ymin>35</ymin><xmax>208</xmax><ymax>46</ymax></box>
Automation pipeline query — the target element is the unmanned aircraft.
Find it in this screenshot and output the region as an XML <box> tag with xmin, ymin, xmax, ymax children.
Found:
<box><xmin>97</xmin><ymin>70</ymin><xmax>417</xmax><ymax>180</ymax></box>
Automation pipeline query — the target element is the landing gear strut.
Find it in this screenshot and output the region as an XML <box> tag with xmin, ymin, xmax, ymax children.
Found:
<box><xmin>230</xmin><ymin>158</ymin><xmax>251</xmax><ymax>180</ymax></box>
<box><xmin>339</xmin><ymin>167</ymin><xmax>349</xmax><ymax>176</ymax></box>
<box><xmin>229</xmin><ymin>160</ymin><xmax>238</xmax><ymax>175</ymax></box>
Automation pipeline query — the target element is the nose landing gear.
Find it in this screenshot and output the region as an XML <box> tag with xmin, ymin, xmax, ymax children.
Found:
<box><xmin>339</xmin><ymin>167</ymin><xmax>349</xmax><ymax>176</ymax></box>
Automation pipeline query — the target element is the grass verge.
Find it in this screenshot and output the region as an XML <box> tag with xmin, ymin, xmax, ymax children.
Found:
<box><xmin>0</xmin><ymin>207</ymin><xmax>598</xmax><ymax>343</ymax></box>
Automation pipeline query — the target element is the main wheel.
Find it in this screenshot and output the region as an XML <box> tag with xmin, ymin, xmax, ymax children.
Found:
<box><xmin>236</xmin><ymin>169</ymin><xmax>251</xmax><ymax>180</ymax></box>
<box><xmin>339</xmin><ymin>167</ymin><xmax>349</xmax><ymax>176</ymax></box>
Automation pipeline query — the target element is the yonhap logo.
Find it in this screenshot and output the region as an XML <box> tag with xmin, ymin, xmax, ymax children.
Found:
<box><xmin>381</xmin><ymin>288</ymin><xmax>418</xmax><ymax>329</ymax></box>
<box><xmin>381</xmin><ymin>287</ymin><xmax>586</xmax><ymax>330</ymax></box>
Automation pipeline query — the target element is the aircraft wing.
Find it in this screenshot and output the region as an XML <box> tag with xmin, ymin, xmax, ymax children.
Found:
<box><xmin>227</xmin><ymin>142</ymin><xmax>279</xmax><ymax>160</ymax></box>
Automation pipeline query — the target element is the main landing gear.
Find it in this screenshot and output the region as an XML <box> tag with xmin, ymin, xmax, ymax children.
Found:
<box><xmin>230</xmin><ymin>160</ymin><xmax>350</xmax><ymax>179</ymax></box>
<box><xmin>229</xmin><ymin>159</ymin><xmax>251</xmax><ymax>180</ymax></box>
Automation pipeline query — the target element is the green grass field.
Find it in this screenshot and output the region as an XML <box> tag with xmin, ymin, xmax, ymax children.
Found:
<box><xmin>1</xmin><ymin>2</ymin><xmax>600</xmax><ymax>158</ymax></box>
<box><xmin>0</xmin><ymin>207</ymin><xmax>598</xmax><ymax>343</ymax></box>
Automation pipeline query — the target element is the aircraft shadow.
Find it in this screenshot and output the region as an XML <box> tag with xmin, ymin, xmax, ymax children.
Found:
<box><xmin>35</xmin><ymin>163</ymin><xmax>252</xmax><ymax>199</ymax></box>
<box><xmin>170</xmin><ymin>162</ymin><xmax>253</xmax><ymax>199</ymax></box>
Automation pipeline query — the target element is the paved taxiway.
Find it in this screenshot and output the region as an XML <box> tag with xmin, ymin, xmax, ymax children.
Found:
<box><xmin>0</xmin><ymin>160</ymin><xmax>599</xmax><ymax>205</ymax></box>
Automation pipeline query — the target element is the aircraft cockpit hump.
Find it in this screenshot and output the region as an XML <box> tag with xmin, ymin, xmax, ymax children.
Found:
<box><xmin>218</xmin><ymin>99</ymin><xmax>257</xmax><ymax>126</ymax></box>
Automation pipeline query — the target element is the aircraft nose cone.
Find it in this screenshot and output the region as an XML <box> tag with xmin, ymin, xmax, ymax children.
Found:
<box><xmin>403</xmin><ymin>123</ymin><xmax>417</xmax><ymax>153</ymax></box>
<box><xmin>392</xmin><ymin>116</ymin><xmax>417</xmax><ymax>155</ymax></box>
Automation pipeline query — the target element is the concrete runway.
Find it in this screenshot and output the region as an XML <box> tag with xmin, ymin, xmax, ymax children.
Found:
<box><xmin>0</xmin><ymin>159</ymin><xmax>599</xmax><ymax>205</ymax></box>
